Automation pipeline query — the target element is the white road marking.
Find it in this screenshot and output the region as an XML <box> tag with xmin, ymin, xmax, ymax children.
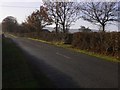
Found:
<box><xmin>56</xmin><ymin>52</ymin><xmax>71</xmax><ymax>59</ymax></box>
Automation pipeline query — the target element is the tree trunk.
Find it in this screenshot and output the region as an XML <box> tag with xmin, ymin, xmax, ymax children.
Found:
<box><xmin>63</xmin><ymin>2</ymin><xmax>66</xmax><ymax>33</ymax></box>
<box><xmin>37</xmin><ymin>24</ymin><xmax>42</xmax><ymax>37</ymax></box>
<box><xmin>55</xmin><ymin>19</ymin><xmax>59</xmax><ymax>33</ymax></box>
<box><xmin>102</xmin><ymin>24</ymin><xmax>105</xmax><ymax>32</ymax></box>
<box><xmin>55</xmin><ymin>24</ymin><xmax>58</xmax><ymax>33</ymax></box>
<box><xmin>63</xmin><ymin>23</ymin><xmax>65</xmax><ymax>33</ymax></box>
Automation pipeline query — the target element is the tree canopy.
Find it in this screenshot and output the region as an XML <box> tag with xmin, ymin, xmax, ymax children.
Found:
<box><xmin>2</xmin><ymin>16</ymin><xmax>18</xmax><ymax>32</ymax></box>
<box><xmin>79</xmin><ymin>2</ymin><xmax>118</xmax><ymax>32</ymax></box>
<box><xmin>24</xmin><ymin>6</ymin><xmax>53</xmax><ymax>33</ymax></box>
<box><xmin>43</xmin><ymin>1</ymin><xmax>80</xmax><ymax>33</ymax></box>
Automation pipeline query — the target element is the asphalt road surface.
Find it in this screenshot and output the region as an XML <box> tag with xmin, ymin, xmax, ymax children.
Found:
<box><xmin>7</xmin><ymin>35</ymin><xmax>119</xmax><ymax>88</ymax></box>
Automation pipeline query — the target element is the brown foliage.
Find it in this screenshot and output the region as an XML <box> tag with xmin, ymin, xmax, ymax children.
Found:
<box><xmin>23</xmin><ymin>32</ymin><xmax>65</xmax><ymax>42</ymax></box>
<box><xmin>24</xmin><ymin>6</ymin><xmax>53</xmax><ymax>33</ymax></box>
<box><xmin>2</xmin><ymin>16</ymin><xmax>18</xmax><ymax>32</ymax></box>
<box><xmin>72</xmin><ymin>32</ymin><xmax>120</xmax><ymax>58</ymax></box>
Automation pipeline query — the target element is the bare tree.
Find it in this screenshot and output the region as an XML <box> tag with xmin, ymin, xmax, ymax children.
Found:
<box><xmin>43</xmin><ymin>0</ymin><xmax>80</xmax><ymax>33</ymax></box>
<box><xmin>43</xmin><ymin>1</ymin><xmax>60</xmax><ymax>33</ymax></box>
<box><xmin>79</xmin><ymin>2</ymin><xmax>118</xmax><ymax>32</ymax></box>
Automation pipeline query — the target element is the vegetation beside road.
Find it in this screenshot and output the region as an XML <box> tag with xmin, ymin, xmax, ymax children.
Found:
<box><xmin>28</xmin><ymin>37</ymin><xmax>120</xmax><ymax>63</ymax></box>
<box><xmin>7</xmin><ymin>33</ymin><xmax>120</xmax><ymax>63</ymax></box>
<box><xmin>2</xmin><ymin>37</ymin><xmax>56</xmax><ymax>88</ymax></box>
<box><xmin>6</xmin><ymin>32</ymin><xmax>120</xmax><ymax>63</ymax></box>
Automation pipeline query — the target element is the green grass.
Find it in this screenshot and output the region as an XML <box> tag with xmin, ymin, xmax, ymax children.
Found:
<box><xmin>28</xmin><ymin>38</ymin><xmax>50</xmax><ymax>44</ymax></box>
<box><xmin>28</xmin><ymin>38</ymin><xmax>120</xmax><ymax>63</ymax></box>
<box><xmin>69</xmin><ymin>48</ymin><xmax>120</xmax><ymax>63</ymax></box>
<box><xmin>7</xmin><ymin>33</ymin><xmax>18</xmax><ymax>38</ymax></box>
<box><xmin>2</xmin><ymin>37</ymin><xmax>55</xmax><ymax>88</ymax></box>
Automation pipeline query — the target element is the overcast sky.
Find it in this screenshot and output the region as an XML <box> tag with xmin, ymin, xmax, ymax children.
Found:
<box><xmin>0</xmin><ymin>0</ymin><xmax>119</xmax><ymax>32</ymax></box>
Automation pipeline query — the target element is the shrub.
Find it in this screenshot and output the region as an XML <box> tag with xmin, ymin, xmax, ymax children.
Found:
<box><xmin>72</xmin><ymin>32</ymin><xmax>120</xmax><ymax>58</ymax></box>
<box><xmin>63</xmin><ymin>34</ymin><xmax>73</xmax><ymax>44</ymax></box>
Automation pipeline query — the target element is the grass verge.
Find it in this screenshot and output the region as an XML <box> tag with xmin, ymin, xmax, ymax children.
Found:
<box><xmin>28</xmin><ymin>38</ymin><xmax>120</xmax><ymax>63</ymax></box>
<box><xmin>2</xmin><ymin>37</ymin><xmax>55</xmax><ymax>88</ymax></box>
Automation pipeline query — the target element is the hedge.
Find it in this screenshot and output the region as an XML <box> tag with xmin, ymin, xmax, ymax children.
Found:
<box><xmin>72</xmin><ymin>32</ymin><xmax>120</xmax><ymax>58</ymax></box>
<box><xmin>14</xmin><ymin>31</ymin><xmax>120</xmax><ymax>59</ymax></box>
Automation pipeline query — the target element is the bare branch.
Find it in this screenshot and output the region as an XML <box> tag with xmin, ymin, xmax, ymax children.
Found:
<box><xmin>79</xmin><ymin>2</ymin><xmax>118</xmax><ymax>31</ymax></box>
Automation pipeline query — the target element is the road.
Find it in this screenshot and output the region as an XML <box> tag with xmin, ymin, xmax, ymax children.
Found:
<box><xmin>7</xmin><ymin>35</ymin><xmax>119</xmax><ymax>88</ymax></box>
